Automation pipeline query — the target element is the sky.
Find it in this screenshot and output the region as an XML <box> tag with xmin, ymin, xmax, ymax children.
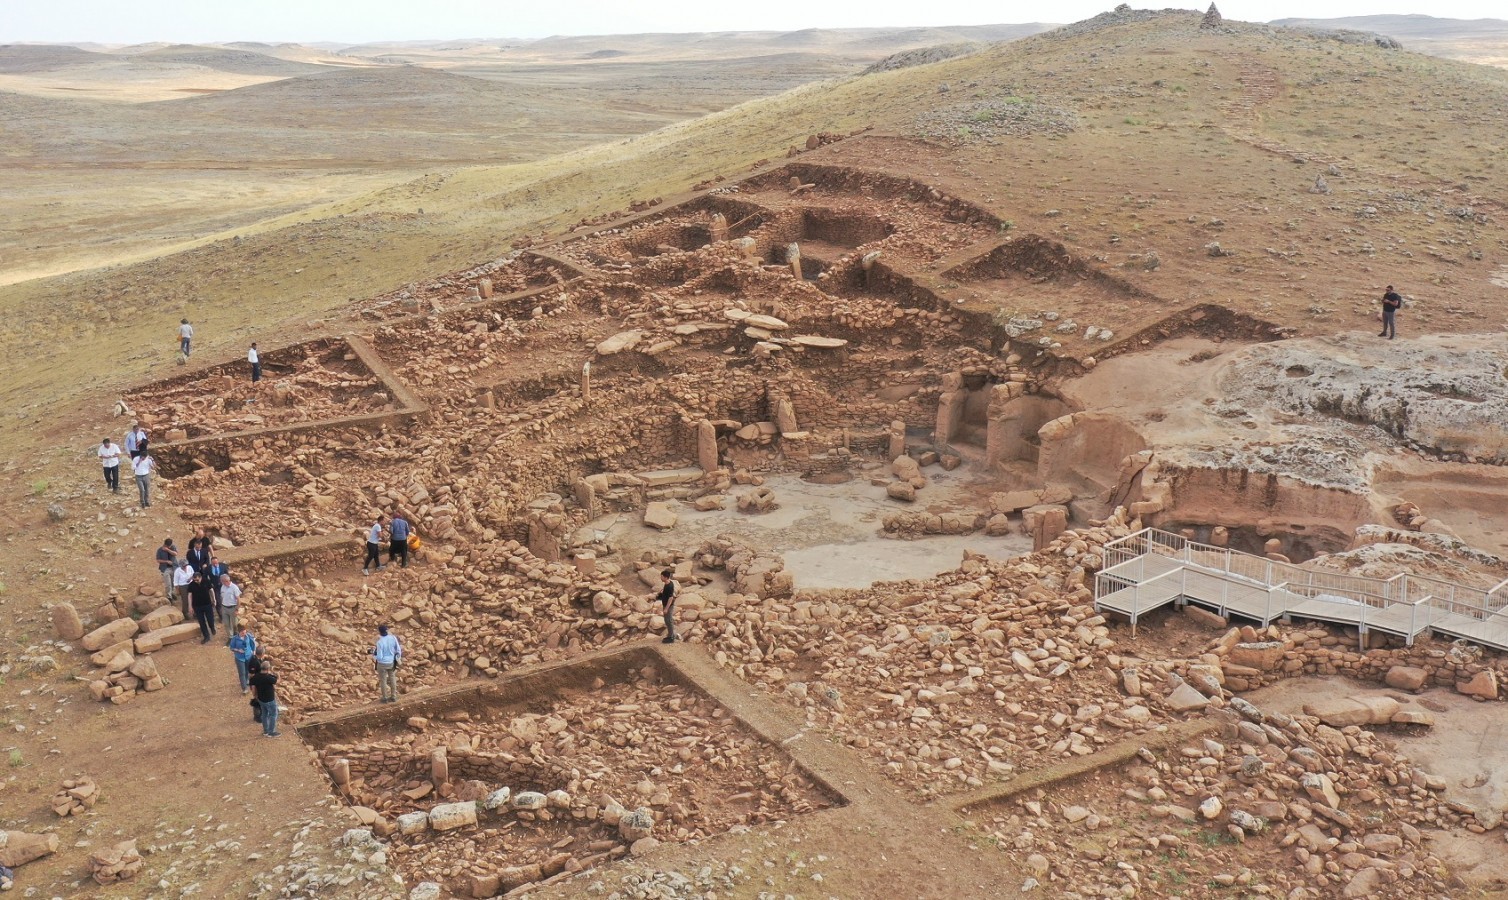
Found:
<box><xmin>3</xmin><ymin>0</ymin><xmax>1505</xmax><ymax>44</ymax></box>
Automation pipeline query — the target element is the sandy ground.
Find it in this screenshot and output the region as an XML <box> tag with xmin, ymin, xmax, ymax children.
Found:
<box><xmin>598</xmin><ymin>468</ymin><xmax>1033</xmax><ymax>591</ymax></box>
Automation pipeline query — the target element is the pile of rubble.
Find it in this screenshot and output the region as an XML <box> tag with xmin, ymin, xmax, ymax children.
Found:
<box><xmin>71</xmin><ymin>601</ymin><xmax>204</xmax><ymax>703</ymax></box>
<box><xmin>316</xmin><ymin>675</ymin><xmax>830</xmax><ymax>896</ymax></box>
<box><xmin>89</xmin><ymin>839</ymin><xmax>144</xmax><ymax>886</ymax></box>
<box><xmin>51</xmin><ymin>776</ymin><xmax>100</xmax><ymax>817</ymax></box>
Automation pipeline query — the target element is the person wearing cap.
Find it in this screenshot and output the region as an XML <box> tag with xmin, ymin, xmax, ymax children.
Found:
<box><xmin>372</xmin><ymin>625</ymin><xmax>402</xmax><ymax>703</ymax></box>
<box><xmin>97</xmin><ymin>437</ymin><xmax>121</xmax><ymax>493</ymax></box>
<box><xmin>178</xmin><ymin>318</ymin><xmax>194</xmax><ymax>357</ymax></box>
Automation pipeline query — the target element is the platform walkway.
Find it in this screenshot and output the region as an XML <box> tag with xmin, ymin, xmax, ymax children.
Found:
<box><xmin>1093</xmin><ymin>528</ymin><xmax>1508</xmax><ymax>651</ymax></box>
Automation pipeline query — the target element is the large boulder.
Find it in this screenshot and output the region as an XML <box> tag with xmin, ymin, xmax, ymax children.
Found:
<box><xmin>50</xmin><ymin>602</ymin><xmax>85</xmax><ymax>640</ymax></box>
<box><xmin>81</xmin><ymin>617</ymin><xmax>139</xmax><ymax>652</ymax></box>
<box><xmin>0</xmin><ymin>830</ymin><xmax>60</xmax><ymax>867</ymax></box>
<box><xmin>137</xmin><ymin>605</ymin><xmax>185</xmax><ymax>632</ymax></box>
<box><xmin>427</xmin><ymin>801</ymin><xmax>476</xmax><ymax>832</ymax></box>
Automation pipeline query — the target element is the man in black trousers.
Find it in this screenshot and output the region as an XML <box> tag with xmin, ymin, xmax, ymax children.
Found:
<box><xmin>188</xmin><ymin>571</ymin><xmax>217</xmax><ymax>644</ymax></box>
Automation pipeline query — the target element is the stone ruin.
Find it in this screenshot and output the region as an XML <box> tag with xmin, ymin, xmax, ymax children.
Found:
<box><xmin>87</xmin><ymin>156</ymin><xmax>1508</xmax><ymax>898</ymax></box>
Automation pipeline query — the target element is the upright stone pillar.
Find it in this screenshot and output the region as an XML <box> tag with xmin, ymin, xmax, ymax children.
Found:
<box><xmin>888</xmin><ymin>419</ymin><xmax>906</xmax><ymax>460</ymax></box>
<box><xmin>787</xmin><ymin>243</ymin><xmax>803</xmax><ymax>281</ymax></box>
<box><xmin>709</xmin><ymin>213</ymin><xmax>729</xmax><ymax>243</ymax></box>
<box><xmin>581</xmin><ymin>362</ymin><xmax>592</xmax><ymax>403</ymax></box>
<box><xmin>934</xmin><ymin>373</ymin><xmax>966</xmax><ymax>447</ymax></box>
<box><xmin>696</xmin><ymin>420</ymin><xmax>718</xmax><ymax>471</ymax></box>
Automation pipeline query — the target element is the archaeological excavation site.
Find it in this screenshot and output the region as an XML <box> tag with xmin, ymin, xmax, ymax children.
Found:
<box><xmin>21</xmin><ymin>137</ymin><xmax>1508</xmax><ymax>900</ymax></box>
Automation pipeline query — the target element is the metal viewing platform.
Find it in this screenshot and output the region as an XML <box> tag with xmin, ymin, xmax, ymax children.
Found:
<box><xmin>1093</xmin><ymin>528</ymin><xmax>1508</xmax><ymax>650</ymax></box>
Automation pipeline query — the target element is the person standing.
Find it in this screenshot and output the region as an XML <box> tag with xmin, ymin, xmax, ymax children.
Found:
<box><xmin>186</xmin><ymin>531</ymin><xmax>212</xmax><ymax>575</ymax></box>
<box><xmin>247</xmin><ymin>650</ymin><xmax>266</xmax><ymax>720</ymax></box>
<box><xmin>388</xmin><ymin>513</ymin><xmax>410</xmax><ymax>569</ymax></box>
<box><xmin>1380</xmin><ymin>285</ymin><xmax>1403</xmax><ymax>339</ymax></box>
<box><xmin>189</xmin><ymin>571</ymin><xmax>217</xmax><ymax>643</ymax></box>
<box><xmin>178</xmin><ymin>318</ymin><xmax>194</xmax><ymax>358</ymax></box>
<box><xmin>124</xmin><ymin>423</ymin><xmax>148</xmax><ymax>460</ymax></box>
<box><xmin>372</xmin><ymin>625</ymin><xmax>402</xmax><ymax>703</ymax></box>
<box><xmin>229</xmin><ymin>624</ymin><xmax>257</xmax><ymax>694</ymax></box>
<box><xmin>98</xmin><ymin>438</ymin><xmax>122</xmax><ymax>493</ymax></box>
<box><xmin>155</xmin><ymin>539</ymin><xmax>177</xmax><ymax>599</ymax></box>
<box><xmin>249</xmin><ymin>658</ymin><xmax>280</xmax><ymax>737</ymax></box>
<box><xmin>248</xmin><ymin>343</ymin><xmax>261</xmax><ymax>382</ymax></box>
<box><xmin>655</xmin><ymin>568</ymin><xmax>679</xmax><ymax>644</ymax></box>
<box><xmin>363</xmin><ymin>515</ymin><xmax>386</xmax><ymax>576</ymax></box>
<box><xmin>173</xmin><ymin>558</ymin><xmax>195</xmax><ymax>618</ymax></box>
<box><xmin>131</xmin><ymin>452</ymin><xmax>156</xmax><ymax>508</ymax></box>
<box><xmin>218</xmin><ymin>572</ymin><xmax>242</xmax><ymax>640</ymax></box>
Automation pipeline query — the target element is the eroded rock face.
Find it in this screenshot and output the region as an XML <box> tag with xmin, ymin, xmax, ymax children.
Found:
<box><xmin>1221</xmin><ymin>340</ymin><xmax>1508</xmax><ymax>464</ymax></box>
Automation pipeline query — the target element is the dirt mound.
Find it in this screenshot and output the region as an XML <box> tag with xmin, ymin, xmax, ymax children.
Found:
<box><xmin>862</xmin><ymin>43</ymin><xmax>982</xmax><ymax>74</ymax></box>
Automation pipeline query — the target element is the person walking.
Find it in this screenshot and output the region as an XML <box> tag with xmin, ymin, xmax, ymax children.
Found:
<box><xmin>189</xmin><ymin>571</ymin><xmax>217</xmax><ymax>643</ymax></box>
<box><xmin>218</xmin><ymin>572</ymin><xmax>242</xmax><ymax>640</ymax></box>
<box><xmin>249</xmin><ymin>657</ymin><xmax>280</xmax><ymax>737</ymax></box>
<box><xmin>248</xmin><ymin>343</ymin><xmax>261</xmax><ymax>383</ymax></box>
<box><xmin>124</xmin><ymin>423</ymin><xmax>148</xmax><ymax>460</ymax></box>
<box><xmin>178</xmin><ymin>318</ymin><xmax>194</xmax><ymax>358</ymax></box>
<box><xmin>388</xmin><ymin>513</ymin><xmax>410</xmax><ymax>569</ymax></box>
<box><xmin>655</xmin><ymin>568</ymin><xmax>679</xmax><ymax>644</ymax></box>
<box><xmin>98</xmin><ymin>438</ymin><xmax>121</xmax><ymax>493</ymax></box>
<box><xmin>363</xmin><ymin>515</ymin><xmax>386</xmax><ymax>576</ymax></box>
<box><xmin>372</xmin><ymin>625</ymin><xmax>402</xmax><ymax>703</ymax></box>
<box><xmin>229</xmin><ymin>624</ymin><xmax>257</xmax><ymax>694</ymax></box>
<box><xmin>155</xmin><ymin>539</ymin><xmax>177</xmax><ymax>599</ymax></box>
<box><xmin>173</xmin><ymin>558</ymin><xmax>195</xmax><ymax>618</ymax></box>
<box><xmin>186</xmin><ymin>531</ymin><xmax>212</xmax><ymax>575</ymax></box>
<box><xmin>1380</xmin><ymin>285</ymin><xmax>1403</xmax><ymax>339</ymax></box>
<box><xmin>208</xmin><ymin>555</ymin><xmax>229</xmax><ymax>608</ymax></box>
<box><xmin>131</xmin><ymin>452</ymin><xmax>156</xmax><ymax>508</ymax></box>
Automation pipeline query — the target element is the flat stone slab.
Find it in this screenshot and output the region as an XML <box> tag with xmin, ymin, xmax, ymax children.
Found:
<box><xmin>595</xmin><ymin>330</ymin><xmax>644</xmax><ymax>355</ymax></box>
<box><xmin>791</xmin><ymin>335</ymin><xmax>848</xmax><ymax>348</ymax></box>
<box><xmin>636</xmin><ymin>467</ymin><xmax>703</xmax><ymax>487</ymax></box>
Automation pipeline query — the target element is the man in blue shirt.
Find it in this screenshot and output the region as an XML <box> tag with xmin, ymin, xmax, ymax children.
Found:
<box><xmin>372</xmin><ymin>625</ymin><xmax>403</xmax><ymax>703</ymax></box>
<box><xmin>229</xmin><ymin>624</ymin><xmax>257</xmax><ymax>694</ymax></box>
<box><xmin>388</xmin><ymin>514</ymin><xmax>410</xmax><ymax>569</ymax></box>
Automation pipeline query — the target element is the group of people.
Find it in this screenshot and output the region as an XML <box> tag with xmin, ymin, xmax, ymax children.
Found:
<box><xmin>100</xmin><ymin>423</ymin><xmax>156</xmax><ymax>508</ymax></box>
<box><xmin>362</xmin><ymin>513</ymin><xmax>416</xmax><ymax>575</ymax></box>
<box><xmin>156</xmin><ymin>528</ymin><xmax>243</xmax><ymax>644</ymax></box>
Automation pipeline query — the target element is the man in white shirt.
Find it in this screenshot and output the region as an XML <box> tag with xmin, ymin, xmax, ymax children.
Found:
<box><xmin>98</xmin><ymin>438</ymin><xmax>121</xmax><ymax>493</ymax></box>
<box><xmin>248</xmin><ymin>342</ymin><xmax>261</xmax><ymax>383</ymax></box>
<box><xmin>124</xmin><ymin>423</ymin><xmax>148</xmax><ymax>460</ymax></box>
<box><xmin>363</xmin><ymin>515</ymin><xmax>386</xmax><ymax>576</ymax></box>
<box><xmin>371</xmin><ymin>625</ymin><xmax>403</xmax><ymax>703</ymax></box>
<box><xmin>178</xmin><ymin>319</ymin><xmax>194</xmax><ymax>357</ymax></box>
<box><xmin>172</xmin><ymin>558</ymin><xmax>194</xmax><ymax>618</ymax></box>
<box><xmin>131</xmin><ymin>452</ymin><xmax>156</xmax><ymax>508</ymax></box>
<box><xmin>218</xmin><ymin>574</ymin><xmax>243</xmax><ymax>643</ymax></box>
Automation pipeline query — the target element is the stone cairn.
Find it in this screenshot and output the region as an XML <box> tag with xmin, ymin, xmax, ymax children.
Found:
<box><xmin>1202</xmin><ymin>3</ymin><xmax>1223</xmax><ymax>28</ymax></box>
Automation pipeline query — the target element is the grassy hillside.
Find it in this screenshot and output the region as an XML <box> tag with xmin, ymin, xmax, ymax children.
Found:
<box><xmin>2</xmin><ymin>11</ymin><xmax>1506</xmax><ymax>450</ymax></box>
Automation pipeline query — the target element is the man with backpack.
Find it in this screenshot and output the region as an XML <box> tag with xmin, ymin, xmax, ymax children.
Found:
<box><xmin>1380</xmin><ymin>285</ymin><xmax>1403</xmax><ymax>339</ymax></box>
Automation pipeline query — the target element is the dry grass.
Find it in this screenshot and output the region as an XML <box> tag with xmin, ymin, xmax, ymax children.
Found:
<box><xmin>3</xmin><ymin>12</ymin><xmax>1507</xmax><ymax>463</ymax></box>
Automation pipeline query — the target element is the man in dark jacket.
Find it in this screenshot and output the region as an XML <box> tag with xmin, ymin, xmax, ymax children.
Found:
<box><xmin>188</xmin><ymin>572</ymin><xmax>217</xmax><ymax>643</ymax></box>
<box><xmin>249</xmin><ymin>658</ymin><xmax>280</xmax><ymax>737</ymax></box>
<box><xmin>1380</xmin><ymin>285</ymin><xmax>1402</xmax><ymax>339</ymax></box>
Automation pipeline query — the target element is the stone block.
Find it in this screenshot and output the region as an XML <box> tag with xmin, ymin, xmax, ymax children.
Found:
<box><xmin>643</xmin><ymin>502</ymin><xmax>678</xmax><ymax>531</ymax></box>
<box><xmin>133</xmin><ymin>633</ymin><xmax>164</xmax><ymax>654</ymax></box>
<box><xmin>0</xmin><ymin>830</ymin><xmax>60</xmax><ymax>867</ymax></box>
<box><xmin>138</xmin><ymin>605</ymin><xmax>185</xmax><ymax>632</ymax></box>
<box><xmin>51</xmin><ymin>602</ymin><xmax>85</xmax><ymax>640</ymax></box>
<box><xmin>1165</xmin><ymin>683</ymin><xmax>1209</xmax><ymax>713</ymax></box>
<box><xmin>1302</xmin><ymin>697</ymin><xmax>1373</xmax><ymax>727</ymax></box>
<box><xmin>886</xmin><ymin>481</ymin><xmax>916</xmax><ymax>502</ymax></box>
<box><xmin>81</xmin><ymin>617</ymin><xmax>139</xmax><ymax>652</ymax></box>
<box><xmin>1182</xmin><ymin>605</ymin><xmax>1228</xmax><ymax>629</ymax></box>
<box><xmin>1226</xmin><ymin>641</ymin><xmax>1285</xmax><ymax>671</ymax></box>
<box><xmin>1383</xmin><ymin>665</ymin><xmax>1427</xmax><ymax>691</ymax></box>
<box><xmin>155</xmin><ymin>622</ymin><xmax>205</xmax><ymax>646</ymax></box>
<box><xmin>1457</xmin><ymin>669</ymin><xmax>1498</xmax><ymax>700</ymax></box>
<box><xmin>427</xmin><ymin>801</ymin><xmax>476</xmax><ymax>832</ymax></box>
